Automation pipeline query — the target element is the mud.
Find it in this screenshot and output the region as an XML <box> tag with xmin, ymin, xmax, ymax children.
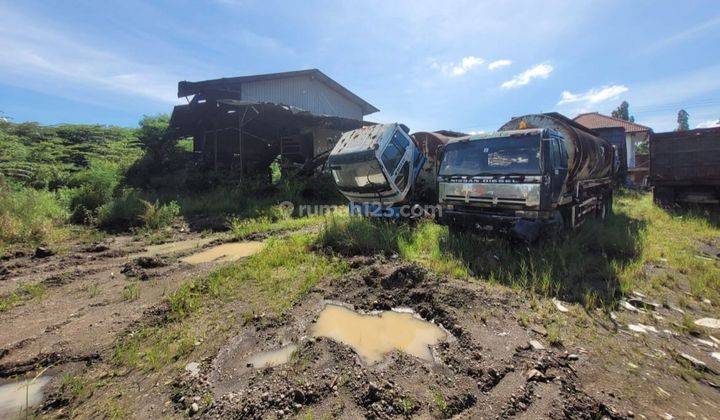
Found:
<box><xmin>312</xmin><ymin>304</ymin><xmax>447</xmax><ymax>364</ymax></box>
<box><xmin>0</xmin><ymin>376</ymin><xmax>50</xmax><ymax>418</ymax></box>
<box><xmin>177</xmin><ymin>261</ymin><xmax>622</xmax><ymax>419</ymax></box>
<box><xmin>179</xmin><ymin>241</ymin><xmax>265</xmax><ymax>265</ymax></box>
<box><xmin>246</xmin><ymin>345</ymin><xmax>298</xmax><ymax>369</ymax></box>
<box><xmin>4</xmin><ymin>226</ymin><xmax>719</xmax><ymax>419</ymax></box>
<box><xmin>0</xmin><ymin>232</ymin><xmax>232</xmax><ymax>391</ymax></box>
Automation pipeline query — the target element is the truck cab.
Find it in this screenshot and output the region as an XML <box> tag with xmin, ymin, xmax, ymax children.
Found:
<box><xmin>438</xmin><ymin>129</ymin><xmax>569</xmax><ymax>237</ymax></box>
<box><xmin>327</xmin><ymin>123</ymin><xmax>424</xmax><ymax>215</ymax></box>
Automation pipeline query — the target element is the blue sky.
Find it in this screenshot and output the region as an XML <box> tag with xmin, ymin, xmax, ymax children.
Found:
<box><xmin>1</xmin><ymin>0</ymin><xmax>719</xmax><ymax>132</ymax></box>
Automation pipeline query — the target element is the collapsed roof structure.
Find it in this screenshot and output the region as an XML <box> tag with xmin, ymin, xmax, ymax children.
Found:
<box><xmin>169</xmin><ymin>69</ymin><xmax>378</xmax><ymax>179</ymax></box>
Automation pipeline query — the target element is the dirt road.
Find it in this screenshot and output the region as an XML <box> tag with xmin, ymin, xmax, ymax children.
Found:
<box><xmin>1</xmin><ymin>216</ymin><xmax>719</xmax><ymax>419</ymax></box>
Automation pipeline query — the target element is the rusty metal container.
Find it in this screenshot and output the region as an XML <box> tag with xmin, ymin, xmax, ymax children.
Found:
<box><xmin>499</xmin><ymin>113</ymin><xmax>613</xmax><ymax>185</ymax></box>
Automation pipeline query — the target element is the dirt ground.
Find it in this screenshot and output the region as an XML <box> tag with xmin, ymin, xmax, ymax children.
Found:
<box><xmin>1</xmin><ymin>223</ymin><xmax>719</xmax><ymax>419</ymax></box>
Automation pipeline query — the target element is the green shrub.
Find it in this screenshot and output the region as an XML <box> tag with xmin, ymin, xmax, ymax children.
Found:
<box><xmin>0</xmin><ymin>185</ymin><xmax>68</xmax><ymax>246</ymax></box>
<box><xmin>68</xmin><ymin>160</ymin><xmax>123</xmax><ymax>223</ymax></box>
<box><xmin>96</xmin><ymin>189</ymin><xmax>145</xmax><ymax>229</ymax></box>
<box><xmin>140</xmin><ymin>200</ymin><xmax>180</xmax><ymax>230</ymax></box>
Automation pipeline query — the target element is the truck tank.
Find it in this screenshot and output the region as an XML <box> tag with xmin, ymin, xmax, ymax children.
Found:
<box><xmin>499</xmin><ymin>113</ymin><xmax>613</xmax><ymax>185</ymax></box>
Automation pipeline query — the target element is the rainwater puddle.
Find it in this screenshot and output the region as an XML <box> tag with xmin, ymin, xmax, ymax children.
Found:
<box><xmin>0</xmin><ymin>376</ymin><xmax>50</xmax><ymax>419</ymax></box>
<box><xmin>180</xmin><ymin>241</ymin><xmax>265</xmax><ymax>265</ymax></box>
<box><xmin>245</xmin><ymin>344</ymin><xmax>298</xmax><ymax>368</ymax></box>
<box><xmin>312</xmin><ymin>304</ymin><xmax>447</xmax><ymax>364</ymax></box>
<box><xmin>140</xmin><ymin>237</ymin><xmax>217</xmax><ymax>257</ymax></box>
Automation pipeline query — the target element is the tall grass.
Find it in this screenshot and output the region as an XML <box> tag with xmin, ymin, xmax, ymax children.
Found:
<box><xmin>317</xmin><ymin>193</ymin><xmax>720</xmax><ymax>307</ymax></box>
<box><xmin>0</xmin><ymin>184</ymin><xmax>68</xmax><ymax>248</ymax></box>
<box><xmin>317</xmin><ymin>198</ymin><xmax>648</xmax><ymax>306</ymax></box>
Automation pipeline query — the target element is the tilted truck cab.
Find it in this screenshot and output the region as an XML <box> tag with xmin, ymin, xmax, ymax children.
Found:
<box><xmin>327</xmin><ymin>123</ymin><xmax>424</xmax><ymax>215</ymax></box>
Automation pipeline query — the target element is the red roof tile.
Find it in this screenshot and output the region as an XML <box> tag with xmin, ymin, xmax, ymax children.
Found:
<box><xmin>574</xmin><ymin>112</ymin><xmax>652</xmax><ymax>134</ymax></box>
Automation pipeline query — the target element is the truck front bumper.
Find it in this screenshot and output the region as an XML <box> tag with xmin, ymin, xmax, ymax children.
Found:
<box><xmin>439</xmin><ymin>208</ymin><xmax>559</xmax><ymax>242</ymax></box>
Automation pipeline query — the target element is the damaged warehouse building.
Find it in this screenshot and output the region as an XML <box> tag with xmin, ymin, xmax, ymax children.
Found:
<box><xmin>169</xmin><ymin>69</ymin><xmax>379</xmax><ymax>179</ymax></box>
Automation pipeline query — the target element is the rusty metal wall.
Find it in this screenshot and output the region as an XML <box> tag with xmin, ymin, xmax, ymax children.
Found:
<box><xmin>651</xmin><ymin>127</ymin><xmax>720</xmax><ymax>186</ymax></box>
<box><xmin>240</xmin><ymin>75</ymin><xmax>363</xmax><ymax>120</ymax></box>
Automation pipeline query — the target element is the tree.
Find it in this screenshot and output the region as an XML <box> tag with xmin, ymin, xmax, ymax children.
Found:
<box><xmin>611</xmin><ymin>101</ymin><xmax>635</xmax><ymax>122</ymax></box>
<box><xmin>136</xmin><ymin>114</ymin><xmax>175</xmax><ymax>165</ymax></box>
<box><xmin>676</xmin><ymin>109</ymin><xmax>689</xmax><ymax>131</ymax></box>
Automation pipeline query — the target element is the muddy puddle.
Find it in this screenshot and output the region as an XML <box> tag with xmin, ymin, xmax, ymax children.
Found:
<box><xmin>139</xmin><ymin>237</ymin><xmax>218</xmax><ymax>257</ymax></box>
<box><xmin>245</xmin><ymin>344</ymin><xmax>298</xmax><ymax>368</ymax></box>
<box><xmin>179</xmin><ymin>241</ymin><xmax>265</xmax><ymax>265</ymax></box>
<box><xmin>312</xmin><ymin>304</ymin><xmax>447</xmax><ymax>364</ymax></box>
<box><xmin>0</xmin><ymin>376</ymin><xmax>50</xmax><ymax>419</ymax></box>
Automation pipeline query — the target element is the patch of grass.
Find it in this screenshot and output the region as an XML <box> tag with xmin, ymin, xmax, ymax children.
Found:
<box><xmin>140</xmin><ymin>199</ymin><xmax>180</xmax><ymax>230</ymax></box>
<box><xmin>169</xmin><ymin>234</ymin><xmax>347</xmax><ymax>319</ymax></box>
<box><xmin>677</xmin><ymin>313</ymin><xmax>704</xmax><ymax>336</ymax></box>
<box><xmin>0</xmin><ymin>282</ymin><xmax>46</xmax><ymax>312</ymax></box>
<box><xmin>399</xmin><ymin>396</ymin><xmax>418</xmax><ymax>414</ymax></box>
<box><xmin>122</xmin><ymin>282</ymin><xmax>139</xmax><ymax>301</ymax></box>
<box><xmin>101</xmin><ymin>397</ymin><xmax>129</xmax><ymax>419</ymax></box>
<box><xmin>0</xmin><ymin>185</ymin><xmax>69</xmax><ymax>247</ymax></box>
<box><xmin>113</xmin><ymin>233</ymin><xmax>348</xmax><ymax>372</ymax></box>
<box><xmin>614</xmin><ymin>193</ymin><xmax>720</xmax><ymax>304</ymax></box>
<box><xmin>228</xmin><ymin>212</ymin><xmax>328</xmax><ymax>239</ymax></box>
<box><xmin>316</xmin><ymin>192</ymin><xmax>720</xmax><ymax>310</ymax></box>
<box><xmin>60</xmin><ymin>373</ymin><xmax>93</xmax><ymax>399</ymax></box>
<box><xmin>86</xmin><ymin>282</ymin><xmax>101</xmax><ymax>298</ymax></box>
<box><xmin>431</xmin><ymin>389</ymin><xmax>448</xmax><ymax>413</ymax></box>
<box><xmin>317</xmin><ymin>211</ymin><xmax>642</xmax><ymax>306</ymax></box>
<box><xmin>546</xmin><ymin>322</ymin><xmax>563</xmax><ymax>346</ymax></box>
<box><xmin>316</xmin><ymin>214</ymin><xmax>406</xmax><ymax>256</ymax></box>
<box><xmin>113</xmin><ymin>324</ymin><xmax>195</xmax><ymax>371</ymax></box>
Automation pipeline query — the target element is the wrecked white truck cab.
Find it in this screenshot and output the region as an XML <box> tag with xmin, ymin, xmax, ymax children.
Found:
<box><xmin>327</xmin><ymin>123</ymin><xmax>424</xmax><ymax>216</ymax></box>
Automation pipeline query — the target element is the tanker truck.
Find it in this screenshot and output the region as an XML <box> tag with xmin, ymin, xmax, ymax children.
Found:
<box><xmin>327</xmin><ymin>123</ymin><xmax>463</xmax><ymax>217</ymax></box>
<box><xmin>437</xmin><ymin>113</ymin><xmax>615</xmax><ymax>241</ymax></box>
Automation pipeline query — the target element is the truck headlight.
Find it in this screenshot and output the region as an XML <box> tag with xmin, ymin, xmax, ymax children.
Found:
<box><xmin>446</xmin><ymin>204</ymin><xmax>454</xmax><ymax>210</ymax></box>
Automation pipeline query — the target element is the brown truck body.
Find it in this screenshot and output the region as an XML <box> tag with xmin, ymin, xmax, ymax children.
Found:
<box><xmin>651</xmin><ymin>127</ymin><xmax>720</xmax><ymax>205</ymax></box>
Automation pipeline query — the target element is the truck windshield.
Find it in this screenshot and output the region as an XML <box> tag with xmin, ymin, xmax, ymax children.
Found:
<box><xmin>439</xmin><ymin>136</ymin><xmax>541</xmax><ymax>176</ymax></box>
<box><xmin>331</xmin><ymin>160</ymin><xmax>390</xmax><ymax>193</ymax></box>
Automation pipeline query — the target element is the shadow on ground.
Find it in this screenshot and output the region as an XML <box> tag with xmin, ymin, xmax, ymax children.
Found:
<box><xmin>442</xmin><ymin>211</ymin><xmax>647</xmax><ymax>306</ymax></box>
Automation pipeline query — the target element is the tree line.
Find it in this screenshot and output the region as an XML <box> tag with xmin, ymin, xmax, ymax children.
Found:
<box><xmin>610</xmin><ymin>101</ymin><xmax>718</xmax><ymax>131</ymax></box>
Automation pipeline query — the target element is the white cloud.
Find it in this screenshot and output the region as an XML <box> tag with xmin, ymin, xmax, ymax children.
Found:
<box><xmin>433</xmin><ymin>56</ymin><xmax>485</xmax><ymax>77</ymax></box>
<box><xmin>558</xmin><ymin>85</ymin><xmax>628</xmax><ymax>105</ymax></box>
<box><xmin>501</xmin><ymin>63</ymin><xmax>553</xmax><ymax>88</ymax></box>
<box><xmin>697</xmin><ymin>119</ymin><xmax>720</xmax><ymax>128</ymax></box>
<box><xmin>487</xmin><ymin>59</ymin><xmax>512</xmax><ymax>71</ymax></box>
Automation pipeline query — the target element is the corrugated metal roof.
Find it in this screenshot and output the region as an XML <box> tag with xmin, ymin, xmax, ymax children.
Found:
<box><xmin>574</xmin><ymin>112</ymin><xmax>652</xmax><ymax>133</ymax></box>
<box><xmin>177</xmin><ymin>69</ymin><xmax>378</xmax><ymax>115</ymax></box>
